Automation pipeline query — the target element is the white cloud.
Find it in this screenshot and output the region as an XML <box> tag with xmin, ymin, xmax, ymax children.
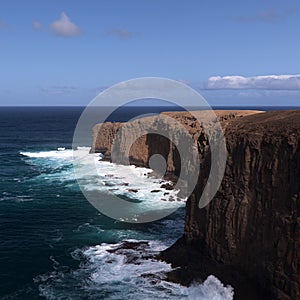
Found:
<box><xmin>206</xmin><ymin>74</ymin><xmax>300</xmax><ymax>90</ymax></box>
<box><xmin>33</xmin><ymin>21</ymin><xmax>43</xmax><ymax>30</ymax></box>
<box><xmin>50</xmin><ymin>12</ymin><xmax>82</xmax><ymax>37</ymax></box>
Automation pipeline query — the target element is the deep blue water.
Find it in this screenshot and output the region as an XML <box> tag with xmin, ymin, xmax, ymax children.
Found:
<box><xmin>0</xmin><ymin>106</ymin><xmax>190</xmax><ymax>299</ymax></box>
<box><xmin>0</xmin><ymin>106</ymin><xmax>298</xmax><ymax>299</ymax></box>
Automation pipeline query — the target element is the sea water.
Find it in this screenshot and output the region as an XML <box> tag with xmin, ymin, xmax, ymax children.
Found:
<box><xmin>4</xmin><ymin>106</ymin><xmax>290</xmax><ymax>299</ymax></box>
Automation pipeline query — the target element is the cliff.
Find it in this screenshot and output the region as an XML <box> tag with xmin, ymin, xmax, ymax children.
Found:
<box><xmin>91</xmin><ymin>110</ymin><xmax>300</xmax><ymax>300</ymax></box>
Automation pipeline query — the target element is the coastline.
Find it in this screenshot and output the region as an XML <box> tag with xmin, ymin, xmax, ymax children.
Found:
<box><xmin>158</xmin><ymin>236</ymin><xmax>269</xmax><ymax>300</ymax></box>
<box><xmin>92</xmin><ymin>109</ymin><xmax>300</xmax><ymax>300</ymax></box>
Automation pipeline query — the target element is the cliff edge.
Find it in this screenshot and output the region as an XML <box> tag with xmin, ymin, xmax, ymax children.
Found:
<box><xmin>91</xmin><ymin>110</ymin><xmax>300</xmax><ymax>299</ymax></box>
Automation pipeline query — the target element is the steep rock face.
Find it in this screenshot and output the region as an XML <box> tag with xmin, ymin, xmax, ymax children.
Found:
<box><xmin>91</xmin><ymin>110</ymin><xmax>300</xmax><ymax>299</ymax></box>
<box><xmin>91</xmin><ymin>110</ymin><xmax>260</xmax><ymax>166</ymax></box>
<box><xmin>186</xmin><ymin>110</ymin><xmax>300</xmax><ymax>300</ymax></box>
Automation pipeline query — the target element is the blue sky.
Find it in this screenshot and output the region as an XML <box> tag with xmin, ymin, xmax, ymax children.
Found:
<box><xmin>1</xmin><ymin>0</ymin><xmax>300</xmax><ymax>106</ymax></box>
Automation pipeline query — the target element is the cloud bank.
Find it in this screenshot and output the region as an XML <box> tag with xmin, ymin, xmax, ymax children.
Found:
<box><xmin>206</xmin><ymin>74</ymin><xmax>300</xmax><ymax>90</ymax></box>
<box><xmin>50</xmin><ymin>12</ymin><xmax>82</xmax><ymax>37</ymax></box>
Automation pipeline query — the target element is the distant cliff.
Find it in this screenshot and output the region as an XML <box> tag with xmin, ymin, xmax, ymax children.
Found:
<box><xmin>91</xmin><ymin>110</ymin><xmax>300</xmax><ymax>300</ymax></box>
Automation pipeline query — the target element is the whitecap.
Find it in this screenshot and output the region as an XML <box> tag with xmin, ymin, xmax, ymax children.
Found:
<box><xmin>36</xmin><ymin>239</ymin><xmax>234</xmax><ymax>300</ymax></box>
<box><xmin>186</xmin><ymin>276</ymin><xmax>234</xmax><ymax>300</ymax></box>
<box><xmin>21</xmin><ymin>147</ymin><xmax>186</xmax><ymax>217</ymax></box>
<box><xmin>15</xmin><ymin>195</ymin><xmax>34</xmax><ymax>202</ymax></box>
<box><xmin>20</xmin><ymin>149</ymin><xmax>73</xmax><ymax>159</ymax></box>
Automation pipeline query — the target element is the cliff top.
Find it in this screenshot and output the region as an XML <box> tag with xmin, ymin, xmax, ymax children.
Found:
<box><xmin>227</xmin><ymin>110</ymin><xmax>300</xmax><ymax>135</ymax></box>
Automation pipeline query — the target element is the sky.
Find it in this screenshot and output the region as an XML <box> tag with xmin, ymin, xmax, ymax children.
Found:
<box><xmin>1</xmin><ymin>0</ymin><xmax>300</xmax><ymax>106</ymax></box>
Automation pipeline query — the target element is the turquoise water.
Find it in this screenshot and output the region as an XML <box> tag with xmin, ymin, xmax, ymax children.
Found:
<box><xmin>2</xmin><ymin>106</ymin><xmax>279</xmax><ymax>299</ymax></box>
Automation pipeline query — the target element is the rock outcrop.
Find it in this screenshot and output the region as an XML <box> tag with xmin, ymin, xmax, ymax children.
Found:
<box><xmin>92</xmin><ymin>110</ymin><xmax>300</xmax><ymax>300</ymax></box>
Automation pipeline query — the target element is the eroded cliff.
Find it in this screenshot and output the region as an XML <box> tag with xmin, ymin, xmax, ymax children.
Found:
<box><xmin>91</xmin><ymin>110</ymin><xmax>300</xmax><ymax>300</ymax></box>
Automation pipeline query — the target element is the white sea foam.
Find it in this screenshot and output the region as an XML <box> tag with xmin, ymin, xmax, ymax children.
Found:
<box><xmin>24</xmin><ymin>147</ymin><xmax>233</xmax><ymax>299</ymax></box>
<box><xmin>0</xmin><ymin>193</ymin><xmax>33</xmax><ymax>202</ymax></box>
<box><xmin>36</xmin><ymin>239</ymin><xmax>234</xmax><ymax>300</ymax></box>
<box><xmin>82</xmin><ymin>241</ymin><xmax>234</xmax><ymax>299</ymax></box>
<box><xmin>186</xmin><ymin>276</ymin><xmax>234</xmax><ymax>299</ymax></box>
<box><xmin>15</xmin><ymin>195</ymin><xmax>34</xmax><ymax>202</ymax></box>
<box><xmin>21</xmin><ymin>147</ymin><xmax>186</xmax><ymax>217</ymax></box>
<box><xmin>20</xmin><ymin>149</ymin><xmax>74</xmax><ymax>159</ymax></box>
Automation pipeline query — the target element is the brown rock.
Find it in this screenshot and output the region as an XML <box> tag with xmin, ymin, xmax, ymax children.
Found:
<box><xmin>160</xmin><ymin>183</ymin><xmax>174</xmax><ymax>190</ymax></box>
<box><xmin>127</xmin><ymin>189</ymin><xmax>138</xmax><ymax>193</ymax></box>
<box><xmin>92</xmin><ymin>110</ymin><xmax>300</xmax><ymax>300</ymax></box>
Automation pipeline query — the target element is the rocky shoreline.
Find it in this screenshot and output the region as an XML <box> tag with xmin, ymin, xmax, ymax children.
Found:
<box><xmin>158</xmin><ymin>236</ymin><xmax>270</xmax><ymax>300</ymax></box>
<box><xmin>92</xmin><ymin>110</ymin><xmax>300</xmax><ymax>299</ymax></box>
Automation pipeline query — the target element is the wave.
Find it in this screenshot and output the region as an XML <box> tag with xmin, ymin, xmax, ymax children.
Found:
<box><xmin>20</xmin><ymin>147</ymin><xmax>186</xmax><ymax>216</ymax></box>
<box><xmin>0</xmin><ymin>192</ymin><xmax>33</xmax><ymax>203</ymax></box>
<box><xmin>20</xmin><ymin>147</ymin><xmax>233</xmax><ymax>299</ymax></box>
<box><xmin>20</xmin><ymin>149</ymin><xmax>74</xmax><ymax>159</ymax></box>
<box><xmin>19</xmin><ymin>147</ymin><xmax>91</xmax><ymax>159</ymax></box>
<box><xmin>35</xmin><ymin>239</ymin><xmax>234</xmax><ymax>300</ymax></box>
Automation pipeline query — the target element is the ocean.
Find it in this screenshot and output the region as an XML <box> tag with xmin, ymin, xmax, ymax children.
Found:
<box><xmin>0</xmin><ymin>106</ymin><xmax>297</xmax><ymax>299</ymax></box>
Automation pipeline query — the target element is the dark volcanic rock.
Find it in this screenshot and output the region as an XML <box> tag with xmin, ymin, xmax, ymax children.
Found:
<box><xmin>184</xmin><ymin>110</ymin><xmax>300</xmax><ymax>300</ymax></box>
<box><xmin>160</xmin><ymin>183</ymin><xmax>174</xmax><ymax>190</ymax></box>
<box><xmin>127</xmin><ymin>189</ymin><xmax>138</xmax><ymax>193</ymax></box>
<box><xmin>92</xmin><ymin>110</ymin><xmax>300</xmax><ymax>300</ymax></box>
<box><xmin>159</xmin><ymin>237</ymin><xmax>270</xmax><ymax>300</ymax></box>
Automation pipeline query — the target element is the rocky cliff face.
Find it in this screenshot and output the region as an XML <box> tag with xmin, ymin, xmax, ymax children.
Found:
<box><xmin>92</xmin><ymin>110</ymin><xmax>300</xmax><ymax>300</ymax></box>
<box><xmin>185</xmin><ymin>110</ymin><xmax>300</xmax><ymax>300</ymax></box>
